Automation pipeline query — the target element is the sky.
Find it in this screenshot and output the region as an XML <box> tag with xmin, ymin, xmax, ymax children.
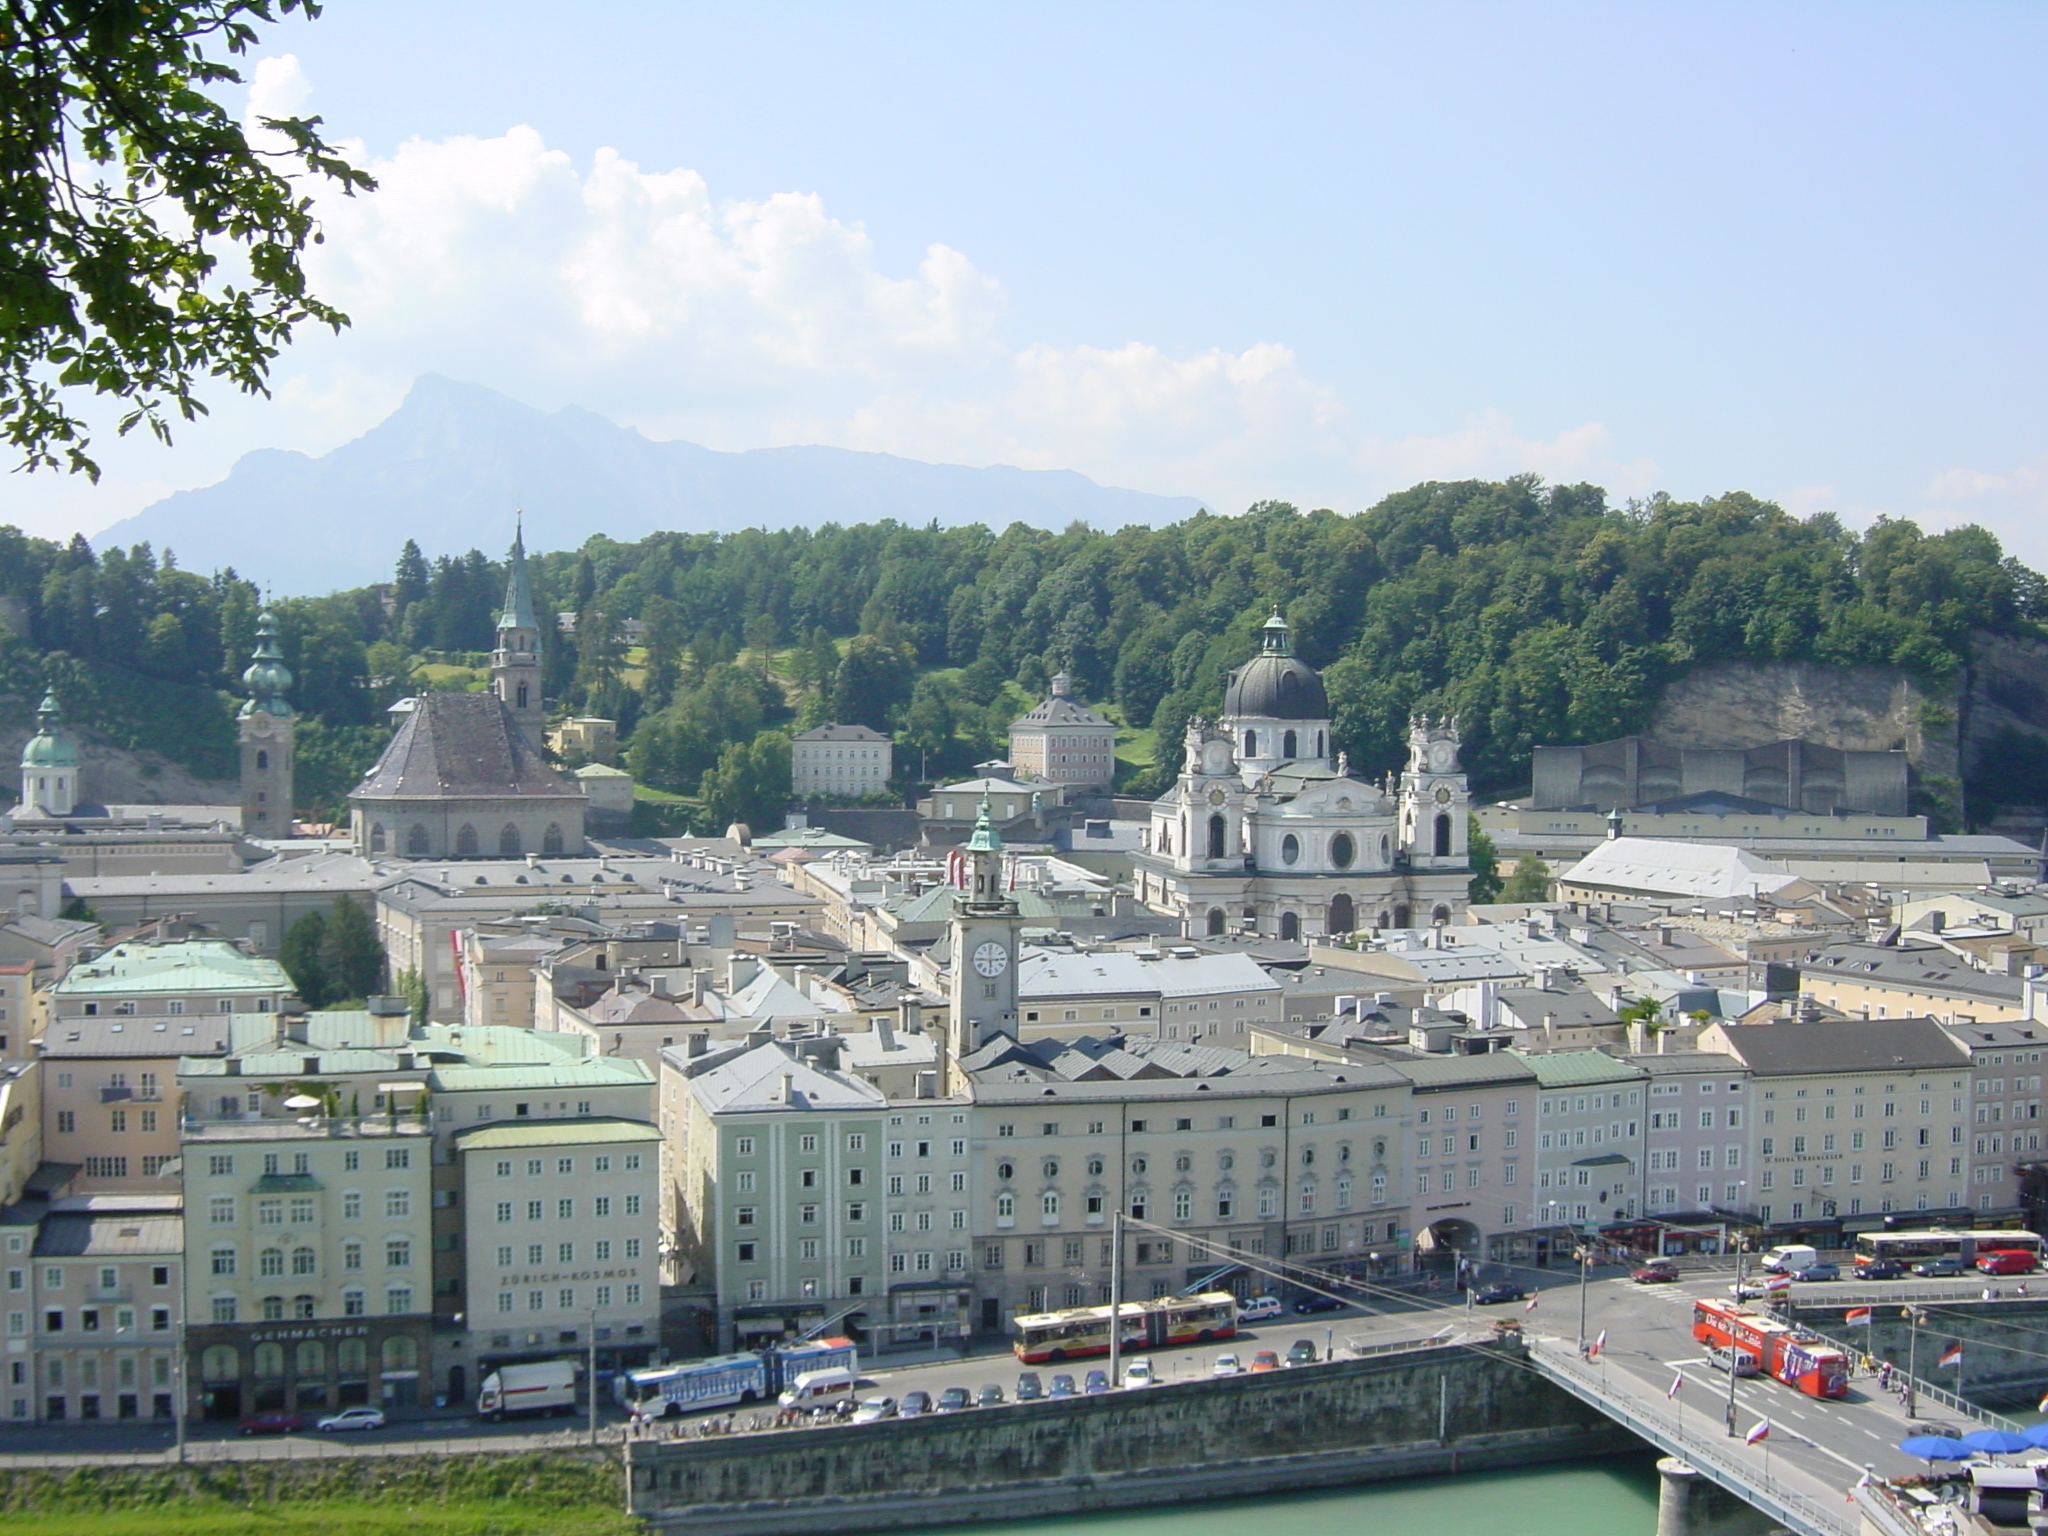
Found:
<box><xmin>9</xmin><ymin>1</ymin><xmax>2048</xmax><ymax>566</ymax></box>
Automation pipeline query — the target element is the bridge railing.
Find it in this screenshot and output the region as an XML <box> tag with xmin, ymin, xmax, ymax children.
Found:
<box><xmin>1529</xmin><ymin>1337</ymin><xmax>1856</xmax><ymax>1536</ymax></box>
<box><xmin>1783</xmin><ymin>1318</ymin><xmax>2023</xmax><ymax>1432</ymax></box>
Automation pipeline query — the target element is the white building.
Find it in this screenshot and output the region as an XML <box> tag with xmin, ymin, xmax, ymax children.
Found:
<box><xmin>1007</xmin><ymin>674</ymin><xmax>1118</xmax><ymax>791</ymax></box>
<box><xmin>791</xmin><ymin>724</ymin><xmax>894</xmax><ymax>799</ymax></box>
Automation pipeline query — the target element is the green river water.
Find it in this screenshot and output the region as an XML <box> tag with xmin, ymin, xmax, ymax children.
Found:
<box><xmin>904</xmin><ymin>1459</ymin><xmax>1663</xmax><ymax>1536</ymax></box>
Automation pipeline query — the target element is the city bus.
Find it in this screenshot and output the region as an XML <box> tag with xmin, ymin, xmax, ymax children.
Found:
<box><xmin>1851</xmin><ymin>1230</ymin><xmax>2044</xmax><ymax>1273</ymax></box>
<box><xmin>1692</xmin><ymin>1299</ymin><xmax>1849</xmax><ymax>1398</ymax></box>
<box><xmin>618</xmin><ymin>1337</ymin><xmax>859</xmax><ymax>1421</ymax></box>
<box><xmin>1011</xmin><ymin>1292</ymin><xmax>1238</xmax><ymax>1364</ymax></box>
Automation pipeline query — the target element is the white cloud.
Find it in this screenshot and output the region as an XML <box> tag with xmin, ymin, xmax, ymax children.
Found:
<box><xmin>1923</xmin><ymin>455</ymin><xmax>2048</xmax><ymax>568</ymax></box>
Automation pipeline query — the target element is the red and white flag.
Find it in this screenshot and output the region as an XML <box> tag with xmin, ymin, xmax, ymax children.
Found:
<box><xmin>1746</xmin><ymin>1419</ymin><xmax>1771</xmax><ymax>1445</ymax></box>
<box><xmin>1667</xmin><ymin>1371</ymin><xmax>1683</xmax><ymax>1399</ymax></box>
<box><xmin>1844</xmin><ymin>1307</ymin><xmax>1872</xmax><ymax>1327</ymax></box>
<box><xmin>1939</xmin><ymin>1342</ymin><xmax>1963</xmax><ymax>1369</ymax></box>
<box><xmin>2036</xmin><ymin>1388</ymin><xmax>2048</xmax><ymax>1414</ymax></box>
<box><xmin>1524</xmin><ymin>1295</ymin><xmax>1539</xmax><ymax>1312</ymax></box>
<box><xmin>1764</xmin><ymin>1274</ymin><xmax>1792</xmax><ymax>1291</ymax></box>
<box><xmin>1587</xmin><ymin>1329</ymin><xmax>1608</xmax><ymax>1358</ymax></box>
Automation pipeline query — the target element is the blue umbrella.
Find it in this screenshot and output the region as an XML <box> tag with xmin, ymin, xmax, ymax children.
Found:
<box><xmin>1961</xmin><ymin>1430</ymin><xmax>2033</xmax><ymax>1456</ymax></box>
<box><xmin>1900</xmin><ymin>1435</ymin><xmax>1973</xmax><ymax>1461</ymax></box>
<box><xmin>2022</xmin><ymin>1423</ymin><xmax>2048</xmax><ymax>1450</ymax></box>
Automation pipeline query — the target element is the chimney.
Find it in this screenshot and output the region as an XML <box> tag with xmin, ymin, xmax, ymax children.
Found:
<box><xmin>1543</xmin><ymin>1012</ymin><xmax>1558</xmax><ymax>1043</ymax></box>
<box><xmin>651</xmin><ymin>973</ymin><xmax>673</xmax><ymax>998</ymax></box>
<box><xmin>687</xmin><ymin>1033</ymin><xmax>709</xmax><ymax>1058</ymax></box>
<box><xmin>900</xmin><ymin>995</ymin><xmax>924</xmax><ymax>1037</ymax></box>
<box><xmin>779</xmin><ymin>1073</ymin><xmax>795</xmax><ymax>1103</ymax></box>
<box><xmin>875</xmin><ymin>1015</ymin><xmax>896</xmax><ymax>1051</ymax></box>
<box><xmin>914</xmin><ymin>1070</ymin><xmax>937</xmax><ymax>1099</ymax></box>
<box><xmin>1659</xmin><ymin>924</ymin><xmax>1676</xmax><ymax>948</ymax></box>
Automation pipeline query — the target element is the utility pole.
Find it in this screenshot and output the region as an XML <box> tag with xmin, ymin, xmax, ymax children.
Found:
<box><xmin>1576</xmin><ymin>1237</ymin><xmax>1591</xmax><ymax>1351</ymax></box>
<box><xmin>173</xmin><ymin>1342</ymin><xmax>187</xmax><ymax>1464</ymax></box>
<box><xmin>1906</xmin><ymin>1308</ymin><xmax>1920</xmax><ymax>1421</ymax></box>
<box><xmin>1725</xmin><ymin>1236</ymin><xmax>1745</xmax><ymax>1436</ymax></box>
<box><xmin>588</xmin><ymin>1307</ymin><xmax>600</xmax><ymax>1447</ymax></box>
<box><xmin>1108</xmin><ymin>1211</ymin><xmax>1124</xmax><ymax>1386</ymax></box>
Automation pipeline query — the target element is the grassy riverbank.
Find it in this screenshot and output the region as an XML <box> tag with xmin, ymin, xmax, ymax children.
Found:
<box><xmin>0</xmin><ymin>1451</ymin><xmax>635</xmax><ymax>1535</ymax></box>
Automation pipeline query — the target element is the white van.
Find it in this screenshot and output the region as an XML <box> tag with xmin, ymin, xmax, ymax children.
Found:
<box><xmin>778</xmin><ymin>1367</ymin><xmax>858</xmax><ymax>1408</ymax></box>
<box><xmin>1758</xmin><ymin>1244</ymin><xmax>1818</xmax><ymax>1275</ymax></box>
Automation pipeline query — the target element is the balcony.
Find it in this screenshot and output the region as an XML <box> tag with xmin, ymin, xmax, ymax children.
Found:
<box><xmin>100</xmin><ymin>1087</ymin><xmax>161</xmax><ymax>1104</ymax></box>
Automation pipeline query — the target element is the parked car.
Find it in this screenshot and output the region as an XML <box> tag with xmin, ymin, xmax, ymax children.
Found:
<box><xmin>935</xmin><ymin>1386</ymin><xmax>973</xmax><ymax>1414</ymax></box>
<box><xmin>1293</xmin><ymin>1293</ymin><xmax>1347</xmax><ymax>1314</ymax></box>
<box><xmin>1790</xmin><ymin>1262</ymin><xmax>1840</xmax><ymax>1283</ymax></box>
<box><xmin>1728</xmin><ymin>1278</ymin><xmax>1774</xmax><ymax>1299</ymax></box>
<box><xmin>1249</xmin><ymin>1351</ymin><xmax>1281</xmax><ymax>1373</ymax></box>
<box><xmin>1015</xmin><ymin>1371</ymin><xmax>1043</xmax><ymax>1401</ymax></box>
<box><xmin>1706</xmin><ymin>1345</ymin><xmax>1761</xmax><ymax>1378</ymax></box>
<box><xmin>315</xmin><ymin>1407</ymin><xmax>385</xmax><ymax>1432</ymax></box>
<box><xmin>1212</xmin><ymin>1353</ymin><xmax>1244</xmax><ymax>1377</ymax></box>
<box><xmin>1859</xmin><ymin>1259</ymin><xmax>1908</xmax><ymax>1280</ymax></box>
<box><xmin>1285</xmin><ymin>1339</ymin><xmax>1320</xmax><ymax>1367</ymax></box>
<box><xmin>1631</xmin><ymin>1261</ymin><xmax>1681</xmax><ymax>1284</ymax></box>
<box><xmin>1914</xmin><ymin>1256</ymin><xmax>1971</xmax><ymax>1278</ymax></box>
<box><xmin>1083</xmin><ymin>1369</ymin><xmax>1112</xmax><ymax>1395</ymax></box>
<box><xmin>1048</xmin><ymin>1373</ymin><xmax>1079</xmax><ymax>1399</ymax></box>
<box><xmin>899</xmin><ymin>1390</ymin><xmax>933</xmax><ymax>1418</ymax></box>
<box><xmin>976</xmin><ymin>1384</ymin><xmax>1006</xmax><ymax>1407</ymax></box>
<box><xmin>1978</xmin><ymin>1249</ymin><xmax>2038</xmax><ymax>1276</ymax></box>
<box><xmin>1237</xmin><ymin>1295</ymin><xmax>1284</xmax><ymax>1322</ymax></box>
<box><xmin>1121</xmin><ymin>1358</ymin><xmax>1156</xmax><ymax>1389</ymax></box>
<box><xmin>237</xmin><ymin>1410</ymin><xmax>305</xmax><ymax>1436</ymax></box>
<box><xmin>1472</xmin><ymin>1282</ymin><xmax>1528</xmax><ymax>1305</ymax></box>
<box><xmin>851</xmin><ymin>1397</ymin><xmax>897</xmax><ymax>1424</ymax></box>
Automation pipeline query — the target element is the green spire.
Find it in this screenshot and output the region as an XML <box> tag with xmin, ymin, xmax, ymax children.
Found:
<box><xmin>239</xmin><ymin>609</ymin><xmax>294</xmax><ymax>719</ymax></box>
<box><xmin>498</xmin><ymin>516</ymin><xmax>538</xmax><ymax>633</ymax></box>
<box><xmin>964</xmin><ymin>792</ymin><xmax>1003</xmax><ymax>853</ymax></box>
<box><xmin>1259</xmin><ymin>608</ymin><xmax>1291</xmax><ymax>656</ymax></box>
<box><xmin>21</xmin><ymin>689</ymin><xmax>79</xmax><ymax>769</ymax></box>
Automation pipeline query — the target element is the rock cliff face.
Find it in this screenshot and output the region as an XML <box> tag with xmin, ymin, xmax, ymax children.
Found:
<box><xmin>0</xmin><ymin>731</ymin><xmax>238</xmax><ymax>810</ymax></box>
<box><xmin>1961</xmin><ymin>631</ymin><xmax>2048</xmax><ymax>773</ymax></box>
<box><xmin>1645</xmin><ymin>661</ymin><xmax>1952</xmax><ymax>776</ymax></box>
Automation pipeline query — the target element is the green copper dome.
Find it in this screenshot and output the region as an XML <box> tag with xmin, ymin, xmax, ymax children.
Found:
<box><xmin>239</xmin><ymin>609</ymin><xmax>295</xmax><ymax>719</ymax></box>
<box><xmin>963</xmin><ymin>792</ymin><xmax>1003</xmax><ymax>853</ymax></box>
<box><xmin>20</xmin><ymin>691</ymin><xmax>79</xmax><ymax>769</ymax></box>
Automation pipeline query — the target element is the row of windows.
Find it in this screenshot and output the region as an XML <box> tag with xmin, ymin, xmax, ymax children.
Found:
<box><xmin>208</xmin><ymin>1192</ymin><xmax>410</xmax><ymax>1224</ymax></box>
<box><xmin>1756</xmin><ymin>1160</ymin><xmax>1961</xmax><ymax>1188</ymax></box>
<box><xmin>1760</xmin><ymin>1128</ymin><xmax>1961</xmax><ymax>1154</ymax></box>
<box><xmin>9</xmin><ymin>1306</ymin><xmax>171</xmax><ymax>1335</ymax></box>
<box><xmin>369</xmin><ymin>822</ymin><xmax>567</xmax><ymax>856</ymax></box>
<box><xmin>76</xmin><ymin>998</ymin><xmax>263</xmax><ymax>1016</ymax></box>
<box><xmin>993</xmin><ymin>1179</ymin><xmax>1393</xmax><ymax>1223</ymax></box>
<box><xmin>206</xmin><ymin>1289</ymin><xmax>410</xmax><ymax>1323</ymax></box>
<box><xmin>490</xmin><ymin>1239</ymin><xmax>641</xmax><ymax>1267</ymax></box>
<box><xmin>495</xmin><ymin>1283</ymin><xmax>642</xmax><ymax>1311</ymax></box>
<box><xmin>1647</xmin><ymin>1147</ymin><xmax>1745</xmax><ymax>1171</ymax></box>
<box><xmin>494</xmin><ymin>1196</ymin><xmax>639</xmax><ymax>1221</ymax></box>
<box><xmin>7</xmin><ymin>1266</ymin><xmax>171</xmax><ymax>1292</ymax></box>
<box><xmin>206</xmin><ymin>1148</ymin><xmax>411</xmax><ymax>1176</ymax></box>
<box><xmin>491</xmin><ymin>1153</ymin><xmax>641</xmax><ymax>1177</ymax></box>
<box><xmin>208</xmin><ymin>1239</ymin><xmax>407</xmax><ymax>1274</ymax></box>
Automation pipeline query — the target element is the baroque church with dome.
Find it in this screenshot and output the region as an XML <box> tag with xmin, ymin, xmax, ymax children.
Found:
<box><xmin>1132</xmin><ymin>612</ymin><xmax>1472</xmax><ymax>940</ymax></box>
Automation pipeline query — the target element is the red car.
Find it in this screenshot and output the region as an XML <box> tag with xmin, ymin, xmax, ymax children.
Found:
<box><xmin>1631</xmin><ymin>1261</ymin><xmax>1681</xmax><ymax>1284</ymax></box>
<box><xmin>237</xmin><ymin>1409</ymin><xmax>305</xmax><ymax>1436</ymax></box>
<box><xmin>1977</xmin><ymin>1249</ymin><xmax>2036</xmax><ymax>1277</ymax></box>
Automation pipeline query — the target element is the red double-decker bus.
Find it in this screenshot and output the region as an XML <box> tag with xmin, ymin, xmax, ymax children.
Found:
<box><xmin>1692</xmin><ymin>1298</ymin><xmax>1849</xmax><ymax>1398</ymax></box>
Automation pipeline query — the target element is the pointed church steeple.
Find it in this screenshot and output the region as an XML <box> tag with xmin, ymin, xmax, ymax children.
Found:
<box><xmin>492</xmin><ymin>515</ymin><xmax>545</xmax><ymax>753</ymax></box>
<box><xmin>239</xmin><ymin>608</ymin><xmax>294</xmax><ymax>720</ymax></box>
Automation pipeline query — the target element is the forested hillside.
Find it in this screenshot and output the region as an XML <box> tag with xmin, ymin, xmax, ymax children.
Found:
<box><xmin>5</xmin><ymin>480</ymin><xmax>2044</xmax><ymax>825</ymax></box>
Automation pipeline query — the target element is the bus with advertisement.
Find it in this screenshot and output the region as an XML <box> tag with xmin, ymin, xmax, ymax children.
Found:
<box><xmin>1692</xmin><ymin>1298</ymin><xmax>1849</xmax><ymax>1399</ymax></box>
<box><xmin>1012</xmin><ymin>1292</ymin><xmax>1238</xmax><ymax>1364</ymax></box>
<box><xmin>1851</xmin><ymin>1229</ymin><xmax>2043</xmax><ymax>1274</ymax></box>
<box><xmin>618</xmin><ymin>1337</ymin><xmax>860</xmax><ymax>1421</ymax></box>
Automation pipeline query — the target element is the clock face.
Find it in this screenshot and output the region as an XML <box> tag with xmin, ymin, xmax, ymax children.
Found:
<box><xmin>1435</xmin><ymin>786</ymin><xmax>1454</xmax><ymax>804</ymax></box>
<box><xmin>1429</xmin><ymin>741</ymin><xmax>1453</xmax><ymax>771</ymax></box>
<box><xmin>973</xmin><ymin>941</ymin><xmax>1009</xmax><ymax>978</ymax></box>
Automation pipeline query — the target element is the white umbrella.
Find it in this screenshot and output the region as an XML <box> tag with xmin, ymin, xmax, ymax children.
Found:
<box><xmin>282</xmin><ymin>1094</ymin><xmax>322</xmax><ymax>1111</ymax></box>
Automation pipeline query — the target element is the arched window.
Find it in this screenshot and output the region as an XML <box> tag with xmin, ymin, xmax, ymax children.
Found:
<box><xmin>1434</xmin><ymin>812</ymin><xmax>1453</xmax><ymax>857</ymax></box>
<box><xmin>1283</xmin><ymin>729</ymin><xmax>1298</xmax><ymax>758</ymax></box>
<box><xmin>338</xmin><ymin>1338</ymin><xmax>368</xmax><ymax>1376</ymax></box>
<box><xmin>1329</xmin><ymin>833</ymin><xmax>1355</xmax><ymax>869</ymax></box>
<box><xmin>369</xmin><ymin>823</ymin><xmax>387</xmax><ymax>853</ymax></box>
<box><xmin>255</xmin><ymin>749</ymin><xmax>269</xmax><ymax>770</ymax></box>
<box><xmin>1394</xmin><ymin>903</ymin><xmax>1412</xmax><ymax>928</ymax></box>
<box><xmin>1432</xmin><ymin>904</ymin><xmax>1451</xmax><ymax>924</ymax></box>
<box><xmin>1279</xmin><ymin>911</ymin><xmax>1300</xmax><ymax>941</ymax></box>
<box><xmin>260</xmin><ymin>1294</ymin><xmax>284</xmax><ymax>1320</ymax></box>
<box><xmin>1207</xmin><ymin>814</ymin><xmax>1225</xmax><ymax>859</ymax></box>
<box><xmin>1206</xmin><ymin>907</ymin><xmax>1225</xmax><ymax>936</ymax></box>
<box><xmin>1328</xmin><ymin>893</ymin><xmax>1354</xmax><ymax>934</ymax></box>
<box><xmin>381</xmin><ymin>1335</ymin><xmax>418</xmax><ymax>1372</ymax></box>
<box><xmin>259</xmin><ymin>1248</ymin><xmax>284</xmax><ymax>1278</ymax></box>
<box><xmin>499</xmin><ymin>823</ymin><xmax>522</xmax><ymax>857</ymax></box>
<box><xmin>1243</xmin><ymin>730</ymin><xmax>1258</xmax><ymax>758</ymax></box>
<box><xmin>542</xmin><ymin>823</ymin><xmax>564</xmax><ymax>855</ymax></box>
<box><xmin>295</xmin><ymin>1339</ymin><xmax>324</xmax><ymax>1374</ymax></box>
<box><xmin>406</xmin><ymin>824</ymin><xmax>429</xmax><ymax>856</ymax></box>
<box><xmin>515</xmin><ymin>682</ymin><xmax>529</xmax><ymax>709</ymax></box>
<box><xmin>200</xmin><ymin>1345</ymin><xmax>238</xmax><ymax>1382</ymax></box>
<box><xmin>294</xmin><ymin>1294</ymin><xmax>317</xmax><ymax>1319</ymax></box>
<box><xmin>1317</xmin><ymin>731</ymin><xmax>1325</xmax><ymax>757</ymax></box>
<box><xmin>1380</xmin><ymin>834</ymin><xmax>1390</xmax><ymax>861</ymax></box>
<box><xmin>456</xmin><ymin>824</ymin><xmax>479</xmax><ymax>857</ymax></box>
<box><xmin>253</xmin><ymin>1342</ymin><xmax>285</xmax><ymax>1378</ymax></box>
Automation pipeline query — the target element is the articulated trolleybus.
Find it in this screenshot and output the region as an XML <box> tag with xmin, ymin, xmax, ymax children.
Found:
<box><xmin>618</xmin><ymin>1336</ymin><xmax>859</xmax><ymax>1421</ymax></box>
<box><xmin>1693</xmin><ymin>1298</ymin><xmax>1849</xmax><ymax>1399</ymax></box>
<box><xmin>1012</xmin><ymin>1292</ymin><xmax>1238</xmax><ymax>1364</ymax></box>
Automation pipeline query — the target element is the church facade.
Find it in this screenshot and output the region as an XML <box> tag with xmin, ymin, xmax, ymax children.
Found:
<box><xmin>1132</xmin><ymin>613</ymin><xmax>1472</xmax><ymax>940</ymax></box>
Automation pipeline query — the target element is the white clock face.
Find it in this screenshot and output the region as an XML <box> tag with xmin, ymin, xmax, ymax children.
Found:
<box><xmin>1429</xmin><ymin>741</ymin><xmax>1453</xmax><ymax>771</ymax></box>
<box><xmin>973</xmin><ymin>941</ymin><xmax>1009</xmax><ymax>978</ymax></box>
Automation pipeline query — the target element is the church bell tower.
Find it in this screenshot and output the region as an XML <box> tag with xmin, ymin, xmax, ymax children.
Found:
<box><xmin>238</xmin><ymin>610</ymin><xmax>295</xmax><ymax>835</ymax></box>
<box><xmin>948</xmin><ymin>795</ymin><xmax>1023</xmax><ymax>1068</ymax></box>
<box><xmin>492</xmin><ymin>518</ymin><xmax>545</xmax><ymax>754</ymax></box>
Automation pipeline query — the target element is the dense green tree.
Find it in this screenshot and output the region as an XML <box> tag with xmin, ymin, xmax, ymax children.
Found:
<box><xmin>1499</xmin><ymin>855</ymin><xmax>1553</xmax><ymax>903</ymax></box>
<box><xmin>699</xmin><ymin>731</ymin><xmax>790</xmax><ymax>833</ymax></box>
<box><xmin>1</xmin><ymin>0</ymin><xmax>372</xmax><ymax>477</ymax></box>
<box><xmin>318</xmin><ymin>895</ymin><xmax>384</xmax><ymax>1003</ymax></box>
<box><xmin>1466</xmin><ymin>819</ymin><xmax>1501</xmax><ymax>903</ymax></box>
<box><xmin>279</xmin><ymin>907</ymin><xmax>329</xmax><ymax>1006</ymax></box>
<box><xmin>830</xmin><ymin>634</ymin><xmax>915</xmax><ymax>732</ymax></box>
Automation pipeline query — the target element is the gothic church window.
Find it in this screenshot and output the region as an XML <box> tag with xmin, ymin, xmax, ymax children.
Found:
<box><xmin>543</xmin><ymin>824</ymin><xmax>564</xmax><ymax>856</ymax></box>
<box><xmin>370</xmin><ymin>824</ymin><xmax>387</xmax><ymax>853</ymax></box>
<box><xmin>255</xmin><ymin>750</ymin><xmax>268</xmax><ymax>770</ymax></box>
<box><xmin>499</xmin><ymin>824</ymin><xmax>522</xmax><ymax>857</ymax></box>
<box><xmin>1206</xmin><ymin>908</ymin><xmax>1225</xmax><ymax>936</ymax></box>
<box><xmin>406</xmin><ymin>825</ymin><xmax>429</xmax><ymax>856</ymax></box>
<box><xmin>456</xmin><ymin>824</ymin><xmax>480</xmax><ymax>857</ymax></box>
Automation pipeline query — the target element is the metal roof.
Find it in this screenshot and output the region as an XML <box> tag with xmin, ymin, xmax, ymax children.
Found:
<box><xmin>53</xmin><ymin>940</ymin><xmax>291</xmax><ymax>996</ymax></box>
<box><xmin>454</xmin><ymin>1118</ymin><xmax>660</xmax><ymax>1152</ymax></box>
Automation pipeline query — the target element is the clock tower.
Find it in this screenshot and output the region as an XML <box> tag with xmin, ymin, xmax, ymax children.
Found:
<box><xmin>1400</xmin><ymin>714</ymin><xmax>1469</xmax><ymax>870</ymax></box>
<box><xmin>948</xmin><ymin>794</ymin><xmax>1022</xmax><ymax>1064</ymax></box>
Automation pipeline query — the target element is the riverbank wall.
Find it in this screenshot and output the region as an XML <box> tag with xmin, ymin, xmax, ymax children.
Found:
<box><xmin>627</xmin><ymin>1334</ymin><xmax>1644</xmax><ymax>1535</ymax></box>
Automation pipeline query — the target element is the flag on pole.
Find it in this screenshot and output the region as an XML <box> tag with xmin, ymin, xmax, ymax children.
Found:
<box><xmin>1939</xmin><ymin>1342</ymin><xmax>1963</xmax><ymax>1369</ymax></box>
<box><xmin>1844</xmin><ymin>1306</ymin><xmax>1873</xmax><ymax>1327</ymax></box>
<box><xmin>1587</xmin><ymin>1329</ymin><xmax>1608</xmax><ymax>1358</ymax></box>
<box><xmin>1667</xmin><ymin>1371</ymin><xmax>1683</xmax><ymax>1399</ymax></box>
<box><xmin>1524</xmin><ymin>1295</ymin><xmax>1539</xmax><ymax>1312</ymax></box>
<box><xmin>1764</xmin><ymin>1274</ymin><xmax>1792</xmax><ymax>1291</ymax></box>
<box><xmin>1745</xmin><ymin>1419</ymin><xmax>1771</xmax><ymax>1445</ymax></box>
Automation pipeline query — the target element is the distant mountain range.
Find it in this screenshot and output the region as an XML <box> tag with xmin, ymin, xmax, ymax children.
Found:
<box><xmin>93</xmin><ymin>375</ymin><xmax>1210</xmax><ymax>595</ymax></box>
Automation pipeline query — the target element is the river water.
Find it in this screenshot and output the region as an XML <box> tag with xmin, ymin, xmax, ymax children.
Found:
<box><xmin>904</xmin><ymin>1459</ymin><xmax>1663</xmax><ymax>1536</ymax></box>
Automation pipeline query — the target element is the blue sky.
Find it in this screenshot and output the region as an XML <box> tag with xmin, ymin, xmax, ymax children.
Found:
<box><xmin>13</xmin><ymin>2</ymin><xmax>2048</xmax><ymax>565</ymax></box>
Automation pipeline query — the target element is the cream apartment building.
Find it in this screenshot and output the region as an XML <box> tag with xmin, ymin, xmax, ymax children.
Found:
<box><xmin>7</xmin><ymin>1203</ymin><xmax>182</xmax><ymax>1423</ymax></box>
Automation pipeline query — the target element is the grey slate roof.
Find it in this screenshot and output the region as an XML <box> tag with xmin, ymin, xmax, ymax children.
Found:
<box><xmin>1715</xmin><ymin>1017</ymin><xmax>1969</xmax><ymax>1075</ymax></box>
<box><xmin>352</xmin><ymin>693</ymin><xmax>578</xmax><ymax>800</ymax></box>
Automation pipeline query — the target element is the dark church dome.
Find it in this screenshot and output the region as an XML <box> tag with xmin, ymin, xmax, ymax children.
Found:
<box><xmin>1220</xmin><ymin>611</ymin><xmax>1328</xmax><ymax>721</ymax></box>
